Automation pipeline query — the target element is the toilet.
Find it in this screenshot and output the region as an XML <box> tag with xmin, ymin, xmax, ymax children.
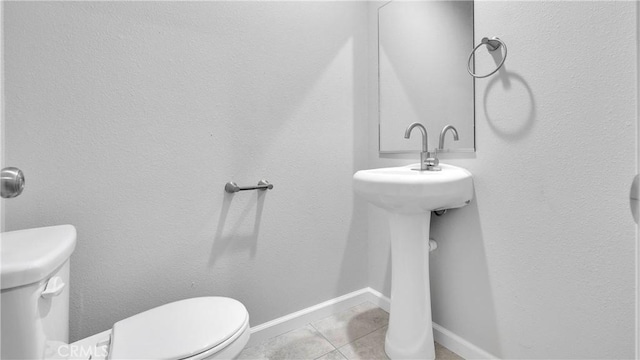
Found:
<box><xmin>0</xmin><ymin>225</ymin><xmax>250</xmax><ymax>360</ymax></box>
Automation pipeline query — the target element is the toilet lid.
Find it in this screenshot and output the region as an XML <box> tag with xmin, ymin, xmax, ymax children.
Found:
<box><xmin>109</xmin><ymin>297</ymin><xmax>249</xmax><ymax>360</ymax></box>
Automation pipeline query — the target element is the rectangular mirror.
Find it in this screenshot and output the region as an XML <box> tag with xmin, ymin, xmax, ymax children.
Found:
<box><xmin>378</xmin><ymin>0</ymin><xmax>475</xmax><ymax>153</ymax></box>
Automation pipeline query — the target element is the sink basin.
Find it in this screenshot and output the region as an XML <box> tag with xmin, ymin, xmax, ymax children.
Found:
<box><xmin>353</xmin><ymin>163</ymin><xmax>473</xmax><ymax>214</ymax></box>
<box><xmin>353</xmin><ymin>163</ymin><xmax>473</xmax><ymax>359</ymax></box>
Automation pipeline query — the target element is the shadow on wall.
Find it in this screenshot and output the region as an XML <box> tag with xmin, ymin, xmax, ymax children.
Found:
<box><xmin>209</xmin><ymin>190</ymin><xmax>267</xmax><ymax>266</ymax></box>
<box><xmin>483</xmin><ymin>68</ymin><xmax>536</xmax><ymax>141</ymax></box>
<box><xmin>341</xmin><ymin>193</ymin><xmax>370</xmax><ymax>293</ymax></box>
<box><xmin>430</xmin><ymin>191</ymin><xmax>501</xmax><ymax>357</ymax></box>
<box><xmin>338</xmin><ymin>6</ymin><xmax>371</xmax><ymax>297</ymax></box>
<box><xmin>366</xmin><ymin>204</ymin><xmax>393</xmax><ymax>296</ymax></box>
<box><xmin>5</xmin><ymin>0</ymin><xmax>376</xmax><ymax>340</ymax></box>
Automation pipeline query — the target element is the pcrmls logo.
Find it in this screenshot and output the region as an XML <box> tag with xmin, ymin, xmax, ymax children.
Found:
<box><xmin>57</xmin><ymin>344</ymin><xmax>108</xmax><ymax>358</ymax></box>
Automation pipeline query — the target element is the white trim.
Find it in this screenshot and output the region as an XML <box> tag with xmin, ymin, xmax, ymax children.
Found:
<box><xmin>359</xmin><ymin>287</ymin><xmax>390</xmax><ymax>312</ymax></box>
<box><xmin>365</xmin><ymin>290</ymin><xmax>497</xmax><ymax>359</ymax></box>
<box><xmin>247</xmin><ymin>287</ymin><xmax>499</xmax><ymax>360</ymax></box>
<box><xmin>433</xmin><ymin>323</ymin><xmax>499</xmax><ymax>360</ymax></box>
<box><xmin>247</xmin><ymin>288</ymin><xmax>381</xmax><ymax>347</ymax></box>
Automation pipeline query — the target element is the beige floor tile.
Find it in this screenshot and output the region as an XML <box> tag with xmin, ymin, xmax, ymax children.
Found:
<box><xmin>337</xmin><ymin>327</ymin><xmax>463</xmax><ymax>360</ymax></box>
<box><xmin>315</xmin><ymin>349</ymin><xmax>348</xmax><ymax>360</ymax></box>
<box><xmin>238</xmin><ymin>302</ymin><xmax>463</xmax><ymax>360</ymax></box>
<box><xmin>337</xmin><ymin>326</ymin><xmax>390</xmax><ymax>360</ymax></box>
<box><xmin>238</xmin><ymin>324</ymin><xmax>335</xmax><ymax>360</ymax></box>
<box><xmin>435</xmin><ymin>343</ymin><xmax>464</xmax><ymax>360</ymax></box>
<box><xmin>311</xmin><ymin>302</ymin><xmax>389</xmax><ymax>347</ymax></box>
<box><xmin>237</xmin><ymin>345</ymin><xmax>269</xmax><ymax>360</ymax></box>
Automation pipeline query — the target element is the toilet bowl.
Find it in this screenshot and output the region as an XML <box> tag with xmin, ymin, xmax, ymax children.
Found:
<box><xmin>61</xmin><ymin>297</ymin><xmax>250</xmax><ymax>360</ymax></box>
<box><xmin>0</xmin><ymin>225</ymin><xmax>250</xmax><ymax>360</ymax></box>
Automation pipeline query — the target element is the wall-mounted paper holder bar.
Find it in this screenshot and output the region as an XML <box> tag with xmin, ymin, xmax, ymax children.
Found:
<box><xmin>225</xmin><ymin>179</ymin><xmax>273</xmax><ymax>193</ymax></box>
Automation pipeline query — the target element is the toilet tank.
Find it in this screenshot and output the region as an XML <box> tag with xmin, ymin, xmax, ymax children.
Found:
<box><xmin>1</xmin><ymin>225</ymin><xmax>77</xmax><ymax>359</ymax></box>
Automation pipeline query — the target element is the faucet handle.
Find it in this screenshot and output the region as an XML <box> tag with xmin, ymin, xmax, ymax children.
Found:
<box><xmin>425</xmin><ymin>154</ymin><xmax>439</xmax><ymax>167</ymax></box>
<box><xmin>423</xmin><ymin>153</ymin><xmax>441</xmax><ymax>171</ymax></box>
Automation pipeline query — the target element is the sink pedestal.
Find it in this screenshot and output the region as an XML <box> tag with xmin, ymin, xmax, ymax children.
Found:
<box><xmin>352</xmin><ymin>163</ymin><xmax>473</xmax><ymax>360</ymax></box>
<box><xmin>385</xmin><ymin>211</ymin><xmax>435</xmax><ymax>360</ymax></box>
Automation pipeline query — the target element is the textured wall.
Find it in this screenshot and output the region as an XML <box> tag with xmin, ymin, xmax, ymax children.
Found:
<box><xmin>367</xmin><ymin>1</ymin><xmax>637</xmax><ymax>359</ymax></box>
<box><xmin>3</xmin><ymin>1</ymin><xmax>369</xmax><ymax>341</ymax></box>
<box><xmin>637</xmin><ymin>2</ymin><xmax>640</xmax><ymax>356</ymax></box>
<box><xmin>4</xmin><ymin>1</ymin><xmax>638</xmax><ymax>356</ymax></box>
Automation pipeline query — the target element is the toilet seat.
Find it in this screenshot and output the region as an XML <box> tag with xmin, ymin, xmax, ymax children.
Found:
<box><xmin>108</xmin><ymin>297</ymin><xmax>249</xmax><ymax>360</ymax></box>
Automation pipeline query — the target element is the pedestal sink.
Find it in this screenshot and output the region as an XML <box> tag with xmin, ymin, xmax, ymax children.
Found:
<box><xmin>353</xmin><ymin>163</ymin><xmax>473</xmax><ymax>359</ymax></box>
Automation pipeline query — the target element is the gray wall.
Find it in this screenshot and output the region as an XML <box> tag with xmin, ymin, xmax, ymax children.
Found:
<box><xmin>3</xmin><ymin>1</ymin><xmax>638</xmax><ymax>358</ymax></box>
<box><xmin>3</xmin><ymin>1</ymin><xmax>370</xmax><ymax>341</ymax></box>
<box><xmin>367</xmin><ymin>1</ymin><xmax>637</xmax><ymax>358</ymax></box>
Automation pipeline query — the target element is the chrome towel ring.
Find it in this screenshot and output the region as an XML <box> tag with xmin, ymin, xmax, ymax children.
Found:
<box><xmin>467</xmin><ymin>37</ymin><xmax>507</xmax><ymax>78</ymax></box>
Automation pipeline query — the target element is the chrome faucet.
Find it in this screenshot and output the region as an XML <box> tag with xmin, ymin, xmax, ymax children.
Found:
<box><xmin>438</xmin><ymin>125</ymin><xmax>459</xmax><ymax>150</ymax></box>
<box><xmin>404</xmin><ymin>122</ymin><xmax>439</xmax><ymax>171</ymax></box>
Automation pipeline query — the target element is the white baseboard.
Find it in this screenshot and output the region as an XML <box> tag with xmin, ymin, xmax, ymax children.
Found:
<box><xmin>365</xmin><ymin>290</ymin><xmax>497</xmax><ymax>359</ymax></box>
<box><xmin>248</xmin><ymin>287</ymin><xmax>499</xmax><ymax>360</ymax></box>
<box><xmin>247</xmin><ymin>287</ymin><xmax>383</xmax><ymax>347</ymax></box>
<box><xmin>433</xmin><ymin>323</ymin><xmax>499</xmax><ymax>359</ymax></box>
<box><xmin>360</xmin><ymin>287</ymin><xmax>391</xmax><ymax>312</ymax></box>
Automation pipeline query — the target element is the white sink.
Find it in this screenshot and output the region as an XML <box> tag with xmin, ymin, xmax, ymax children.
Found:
<box><xmin>353</xmin><ymin>163</ymin><xmax>473</xmax><ymax>359</ymax></box>
<box><xmin>353</xmin><ymin>163</ymin><xmax>473</xmax><ymax>213</ymax></box>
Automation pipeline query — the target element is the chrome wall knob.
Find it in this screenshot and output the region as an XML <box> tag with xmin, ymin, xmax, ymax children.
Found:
<box><xmin>1</xmin><ymin>167</ymin><xmax>25</xmax><ymax>198</ymax></box>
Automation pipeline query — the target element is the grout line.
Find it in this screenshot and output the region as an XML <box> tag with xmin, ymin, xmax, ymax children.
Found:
<box><xmin>336</xmin><ymin>349</ymin><xmax>349</xmax><ymax>360</ymax></box>
<box><xmin>310</xmin><ymin>322</ymin><xmax>339</xmax><ymax>350</ymax></box>
<box><xmin>248</xmin><ymin>289</ymin><xmax>378</xmax><ymax>347</ymax></box>
<box><xmin>343</xmin><ymin>325</ymin><xmax>384</xmax><ymax>348</ymax></box>
<box><xmin>242</xmin><ymin>324</ymin><xmax>333</xmax><ymax>359</ymax></box>
<box><xmin>245</xmin><ymin>291</ymin><xmax>471</xmax><ymax>360</ymax></box>
<box><xmin>332</xmin><ymin>325</ymin><xmax>390</xmax><ymax>360</ymax></box>
<box><xmin>311</xmin><ymin>303</ymin><xmax>390</xmax><ymax>352</ymax></box>
<box><xmin>249</xmin><ymin>301</ymin><xmax>391</xmax><ymax>360</ymax></box>
<box><xmin>312</xmin><ymin>348</ymin><xmax>335</xmax><ymax>360</ymax></box>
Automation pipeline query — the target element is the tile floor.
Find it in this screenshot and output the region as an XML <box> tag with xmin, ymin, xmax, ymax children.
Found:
<box><xmin>238</xmin><ymin>302</ymin><xmax>464</xmax><ymax>360</ymax></box>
